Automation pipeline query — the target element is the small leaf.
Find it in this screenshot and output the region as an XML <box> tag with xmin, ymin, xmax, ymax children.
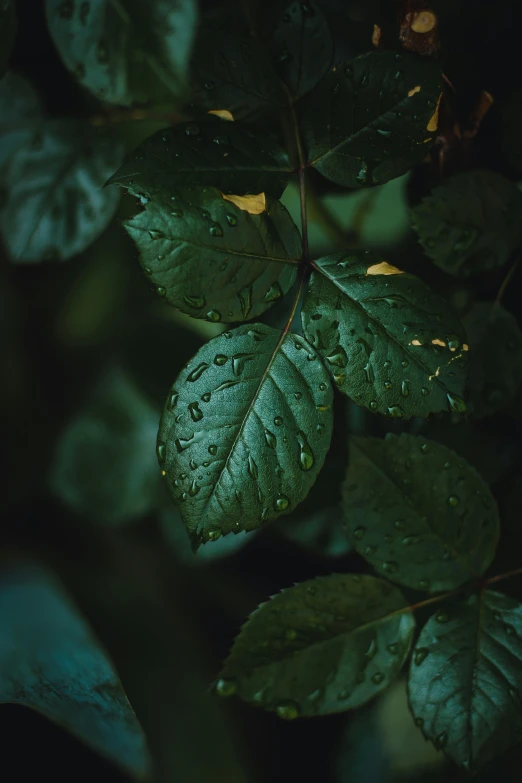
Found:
<box><xmin>408</xmin><ymin>591</ymin><xmax>522</xmax><ymax>773</ymax></box>
<box><xmin>221</xmin><ymin>192</ymin><xmax>266</xmax><ymax>214</ymax></box>
<box><xmin>1</xmin><ymin>119</ymin><xmax>124</xmax><ymax>262</ymax></box>
<box><xmin>189</xmin><ymin>29</ymin><xmax>286</xmax><ymax>121</ymax></box>
<box><xmin>0</xmin><ymin>0</ymin><xmax>16</xmax><ymax>78</ymax></box>
<box><xmin>49</xmin><ymin>369</ymin><xmax>162</xmax><ymax>525</ymax></box>
<box><xmin>342</xmin><ymin>433</ymin><xmax>499</xmax><ymax>592</ymax></box>
<box><xmin>300</xmin><ymin>50</ymin><xmax>442</xmax><ymax>187</ymax></box>
<box><xmin>463</xmin><ymin>302</ymin><xmax>522</xmax><ymax>418</ymax></box>
<box><xmin>124</xmin><ymin>186</ymin><xmax>301</xmax><ymax>322</ymax></box>
<box><xmin>0</xmin><ymin>560</ymin><xmax>150</xmax><ymax>779</ymax></box>
<box><xmin>220</xmin><ymin>574</ymin><xmax>415</xmax><ymax>716</ymax></box>
<box><xmin>0</xmin><ymin>71</ymin><xmax>43</xmax><ymax>169</ymax></box>
<box><xmin>274</xmin><ymin>0</ymin><xmax>333</xmax><ymax>100</ymax></box>
<box><xmin>158</xmin><ymin>323</ymin><xmax>333</xmax><ymax>543</ymax></box>
<box><xmin>411</xmin><ymin>170</ymin><xmax>522</xmax><ymax>277</ymax></box>
<box><xmin>107</xmin><ymin>120</ymin><xmax>292</xmax><ymax>199</ymax></box>
<box><xmin>46</xmin><ymin>0</ymin><xmax>197</xmax><ymax>105</ymax></box>
<box><xmin>301</xmin><ymin>252</ymin><xmax>468</xmax><ymax>418</ymax></box>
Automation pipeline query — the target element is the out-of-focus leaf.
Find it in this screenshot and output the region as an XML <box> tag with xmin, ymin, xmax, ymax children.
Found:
<box><xmin>49</xmin><ymin>368</ymin><xmax>162</xmax><ymax>525</ymax></box>
<box><xmin>1</xmin><ymin>119</ymin><xmax>124</xmax><ymax>262</ymax></box>
<box><xmin>220</xmin><ymin>574</ymin><xmax>415</xmax><ymax>717</ymax></box>
<box><xmin>0</xmin><ymin>71</ymin><xmax>43</xmax><ymax>169</ymax></box>
<box><xmin>274</xmin><ymin>505</ymin><xmax>352</xmax><ymax>558</ymax></box>
<box><xmin>0</xmin><ymin>559</ymin><xmax>150</xmax><ymax>779</ymax></box>
<box><xmin>46</xmin><ymin>0</ymin><xmax>197</xmax><ymax>106</ymax></box>
<box><xmin>160</xmin><ymin>504</ymin><xmax>255</xmax><ymax>562</ymax></box>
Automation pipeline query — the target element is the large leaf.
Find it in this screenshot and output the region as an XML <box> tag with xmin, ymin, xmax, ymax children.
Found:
<box><xmin>49</xmin><ymin>369</ymin><xmax>162</xmax><ymax>525</ymax></box>
<box><xmin>301</xmin><ymin>252</ymin><xmax>468</xmax><ymax>419</ymax></box>
<box><xmin>342</xmin><ymin>434</ymin><xmax>500</xmax><ymax>592</ymax></box>
<box><xmin>411</xmin><ymin>170</ymin><xmax>522</xmax><ymax>277</ymax></box>
<box><xmin>408</xmin><ymin>591</ymin><xmax>522</xmax><ymax>773</ymax></box>
<box><xmin>46</xmin><ymin>0</ymin><xmax>197</xmax><ymax>106</ymax></box>
<box><xmin>0</xmin><ymin>560</ymin><xmax>150</xmax><ymax>779</ymax></box>
<box><xmin>219</xmin><ymin>574</ymin><xmax>415</xmax><ymax>717</ymax></box>
<box><xmin>463</xmin><ymin>302</ymin><xmax>522</xmax><ymax>418</ymax></box>
<box><xmin>0</xmin><ymin>0</ymin><xmax>16</xmax><ymax>77</ymax></box>
<box><xmin>1</xmin><ymin>118</ymin><xmax>124</xmax><ymax>262</ymax></box>
<box><xmin>0</xmin><ymin>71</ymin><xmax>43</xmax><ymax>169</ymax></box>
<box><xmin>189</xmin><ymin>29</ymin><xmax>286</xmax><ymax>121</ymax></box>
<box><xmin>274</xmin><ymin>0</ymin><xmax>333</xmax><ymax>101</ymax></box>
<box><xmin>158</xmin><ymin>323</ymin><xmax>333</xmax><ymax>544</ymax></box>
<box><xmin>107</xmin><ymin>119</ymin><xmax>292</xmax><ymax>199</ymax></box>
<box><xmin>124</xmin><ymin>186</ymin><xmax>301</xmax><ymax>322</ymax></box>
<box><xmin>299</xmin><ymin>50</ymin><xmax>442</xmax><ymax>187</ymax></box>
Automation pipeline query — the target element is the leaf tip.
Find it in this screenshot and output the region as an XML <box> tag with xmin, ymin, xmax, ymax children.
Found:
<box><xmin>427</xmin><ymin>93</ymin><xmax>443</xmax><ymax>132</ymax></box>
<box><xmin>208</xmin><ymin>109</ymin><xmax>235</xmax><ymax>121</ymax></box>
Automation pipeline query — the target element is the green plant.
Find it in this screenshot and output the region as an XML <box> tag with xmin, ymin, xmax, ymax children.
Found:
<box><xmin>3</xmin><ymin>0</ymin><xmax>522</xmax><ymax>780</ymax></box>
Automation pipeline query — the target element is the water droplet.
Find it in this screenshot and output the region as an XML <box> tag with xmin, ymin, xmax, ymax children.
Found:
<box><xmin>275</xmin><ymin>700</ymin><xmax>300</xmax><ymax>720</ymax></box>
<box><xmin>265</xmin><ymin>429</ymin><xmax>276</xmax><ymax>449</ymax></box>
<box><xmin>157</xmin><ymin>441</ymin><xmax>166</xmax><ymax>463</ymax></box>
<box><xmin>187</xmin><ymin>362</ymin><xmax>209</xmax><ymax>382</ymax></box>
<box><xmin>384</xmin><ymin>381</ymin><xmax>392</xmax><ymax>390</ymax></box>
<box><xmin>215</xmin><ymin>677</ymin><xmax>236</xmax><ymax>696</ymax></box>
<box><xmin>297</xmin><ymin>431</ymin><xmax>314</xmax><ymax>471</ymax></box>
<box><xmin>414</xmin><ymin>647</ymin><xmax>429</xmax><ymax>665</ymax></box>
<box><xmin>435</xmin><ymin>610</ymin><xmax>450</xmax><ymax>623</ymax></box>
<box><xmin>188</xmin><ymin>479</ymin><xmax>200</xmax><ymax>496</ymax></box>
<box><xmin>387</xmin><ymin>405</ymin><xmax>404</xmax><ymax>419</ymax></box>
<box><xmin>447</xmin><ymin>393</ymin><xmax>467</xmax><ymax>414</ymax></box>
<box><xmin>208</xmin><ymin>445</ymin><xmax>218</xmax><ymax>455</ymax></box>
<box><xmin>214</xmin><ymin>354</ymin><xmax>228</xmax><ymax>365</ymax></box>
<box><xmin>156</xmin><ymin>286</ymin><xmax>166</xmax><ymax>297</ymax></box>
<box><xmin>238</xmin><ymin>285</ymin><xmax>252</xmax><ymax>319</ymax></box>
<box><xmin>226</xmin><ymin>213</ymin><xmax>237</xmax><ymax>226</ymax></box>
<box><xmin>394</xmin><ymin>519</ymin><xmax>405</xmax><ymax>529</ymax></box>
<box><xmin>383</xmin><ymin>360</ymin><xmax>391</xmax><ymax>369</ymax></box>
<box><xmin>420</xmin><ymin>443</ymin><xmax>429</xmax><ymax>453</ymax></box>
<box><xmin>365</xmin><ymin>639</ymin><xmax>378</xmax><ymax>660</ymax></box>
<box><xmin>353</xmin><ymin>526</ymin><xmax>366</xmax><ymax>539</ymax></box>
<box><xmin>365</xmin><ymin>545</ymin><xmax>376</xmax><ymax>556</ymax></box>
<box><xmin>356</xmin><ymin>162</ymin><xmax>368</xmax><ymax>184</ymax></box>
<box><xmin>419</xmin><ymin>579</ymin><xmax>430</xmax><ymax>590</ymax></box>
<box><xmin>369</xmin><ymin>401</ymin><xmax>378</xmax><ymax>410</ymax></box>
<box><xmin>285</xmin><ymin>628</ymin><xmax>297</xmax><ymax>641</ymax></box>
<box><xmin>447</xmin><ymin>495</ymin><xmax>460</xmax><ymax>507</ymax></box>
<box><xmin>275</xmin><ymin>494</ymin><xmax>290</xmax><ymax>511</ymax></box>
<box><xmin>209</xmin><ymin>222</ymin><xmax>223</xmax><ymax>237</ymax></box>
<box><xmin>421</xmin><ymin>387</ymin><xmax>429</xmax><ymax>396</ymax></box>
<box><xmin>319</xmin><ymin>383</ymin><xmax>327</xmax><ymax>391</ymax></box>
<box><xmin>188</xmin><ymin>401</ymin><xmax>203</xmax><ymax>422</ymax></box>
<box><xmin>248</xmin><ymin>455</ymin><xmax>258</xmax><ymax>480</ymax></box>
<box><xmin>168</xmin><ymin>392</ymin><xmax>178</xmax><ymax>411</ymax></box>
<box><xmin>372</xmin><ymin>672</ymin><xmax>385</xmax><ymax>685</ymax></box>
<box><xmin>204</xmin><ymin>80</ymin><xmax>215</xmax><ymax>90</ymax></box>
<box><xmin>326</xmin><ymin>346</ymin><xmax>348</xmax><ymax>368</ymax></box>
<box><xmin>383</xmin><ymin>561</ymin><xmax>399</xmax><ymax>574</ymax></box>
<box><xmin>435</xmin><ymin>731</ymin><xmax>448</xmax><ymax>749</ymax></box>
<box><xmin>264</xmin><ymin>282</ymin><xmax>283</xmax><ymax>302</ymax></box>
<box><xmin>201</xmin><ymin>392</ymin><xmax>211</xmax><ymax>403</ymax></box>
<box><xmin>401</xmin><ymin>380</ymin><xmax>409</xmax><ymax>397</ymax></box>
<box><xmin>387</xmin><ymin>643</ymin><xmax>399</xmax><ymax>655</ymax></box>
<box><xmin>208</xmin><ymin>528</ymin><xmax>222</xmax><ymax>541</ymax></box>
<box><xmin>184</xmin><ymin>294</ymin><xmax>205</xmax><ymax>309</ymax></box>
<box><xmin>185</xmin><ymin>124</ymin><xmax>200</xmax><ymax>136</ymax></box>
<box><xmin>402</xmin><ymin>535</ymin><xmax>422</xmax><ymax>546</ymax></box>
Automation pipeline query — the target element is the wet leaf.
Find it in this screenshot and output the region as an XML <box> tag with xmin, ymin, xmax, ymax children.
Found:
<box><xmin>46</xmin><ymin>0</ymin><xmax>197</xmax><ymax>105</ymax></box>
<box><xmin>1</xmin><ymin>118</ymin><xmax>124</xmax><ymax>262</ymax></box>
<box><xmin>408</xmin><ymin>591</ymin><xmax>522</xmax><ymax>773</ymax></box>
<box><xmin>0</xmin><ymin>0</ymin><xmax>16</xmax><ymax>78</ymax></box>
<box><xmin>49</xmin><ymin>369</ymin><xmax>162</xmax><ymax>525</ymax></box>
<box><xmin>0</xmin><ymin>71</ymin><xmax>43</xmax><ymax>169</ymax></box>
<box><xmin>274</xmin><ymin>0</ymin><xmax>333</xmax><ymax>101</ymax></box>
<box><xmin>0</xmin><ymin>560</ymin><xmax>150</xmax><ymax>779</ymax></box>
<box><xmin>300</xmin><ymin>50</ymin><xmax>441</xmax><ymax>187</ymax></box>
<box><xmin>123</xmin><ymin>185</ymin><xmax>301</xmax><ymax>322</ymax></box>
<box><xmin>342</xmin><ymin>434</ymin><xmax>499</xmax><ymax>592</ymax></box>
<box><xmin>301</xmin><ymin>252</ymin><xmax>468</xmax><ymax>419</ymax></box>
<box><xmin>411</xmin><ymin>170</ymin><xmax>522</xmax><ymax>277</ymax></box>
<box><xmin>158</xmin><ymin>323</ymin><xmax>333</xmax><ymax>544</ymax></box>
<box><xmin>189</xmin><ymin>29</ymin><xmax>286</xmax><ymax>121</ymax></box>
<box><xmin>220</xmin><ymin>574</ymin><xmax>414</xmax><ymax>716</ymax></box>
<box><xmin>463</xmin><ymin>302</ymin><xmax>522</xmax><ymax>418</ymax></box>
<box><xmin>107</xmin><ymin>119</ymin><xmax>292</xmax><ymax>199</ymax></box>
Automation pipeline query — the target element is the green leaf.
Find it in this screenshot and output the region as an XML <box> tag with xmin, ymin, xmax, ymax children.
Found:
<box><xmin>219</xmin><ymin>574</ymin><xmax>415</xmax><ymax>717</ymax></box>
<box><xmin>463</xmin><ymin>302</ymin><xmax>522</xmax><ymax>418</ymax></box>
<box><xmin>411</xmin><ymin>170</ymin><xmax>522</xmax><ymax>277</ymax></box>
<box><xmin>160</xmin><ymin>505</ymin><xmax>256</xmax><ymax>563</ymax></box>
<box><xmin>342</xmin><ymin>433</ymin><xmax>500</xmax><ymax>592</ymax></box>
<box><xmin>0</xmin><ymin>560</ymin><xmax>151</xmax><ymax>779</ymax></box>
<box><xmin>0</xmin><ymin>71</ymin><xmax>43</xmax><ymax>169</ymax></box>
<box><xmin>107</xmin><ymin>119</ymin><xmax>292</xmax><ymax>199</ymax></box>
<box><xmin>274</xmin><ymin>0</ymin><xmax>333</xmax><ymax>101</ymax></box>
<box><xmin>299</xmin><ymin>50</ymin><xmax>442</xmax><ymax>187</ymax></box>
<box><xmin>189</xmin><ymin>29</ymin><xmax>286</xmax><ymax>121</ymax></box>
<box><xmin>158</xmin><ymin>323</ymin><xmax>333</xmax><ymax>544</ymax></box>
<box><xmin>0</xmin><ymin>0</ymin><xmax>16</xmax><ymax>78</ymax></box>
<box><xmin>408</xmin><ymin>591</ymin><xmax>522</xmax><ymax>773</ymax></box>
<box><xmin>275</xmin><ymin>505</ymin><xmax>352</xmax><ymax>558</ymax></box>
<box><xmin>49</xmin><ymin>369</ymin><xmax>162</xmax><ymax>525</ymax></box>
<box><xmin>46</xmin><ymin>0</ymin><xmax>197</xmax><ymax>106</ymax></box>
<box><xmin>123</xmin><ymin>186</ymin><xmax>302</xmax><ymax>322</ymax></box>
<box><xmin>1</xmin><ymin>118</ymin><xmax>124</xmax><ymax>262</ymax></box>
<box><xmin>301</xmin><ymin>252</ymin><xmax>468</xmax><ymax>419</ymax></box>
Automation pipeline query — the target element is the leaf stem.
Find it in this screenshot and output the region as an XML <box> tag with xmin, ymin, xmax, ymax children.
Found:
<box><xmin>485</xmin><ymin>566</ymin><xmax>522</xmax><ymax>586</ymax></box>
<box><xmin>284</xmin><ymin>85</ymin><xmax>310</xmax><ymax>263</ymax></box>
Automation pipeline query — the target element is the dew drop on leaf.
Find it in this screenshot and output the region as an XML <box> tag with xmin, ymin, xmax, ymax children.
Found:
<box><xmin>215</xmin><ymin>677</ymin><xmax>236</xmax><ymax>696</ymax></box>
<box><xmin>275</xmin><ymin>700</ymin><xmax>300</xmax><ymax>720</ymax></box>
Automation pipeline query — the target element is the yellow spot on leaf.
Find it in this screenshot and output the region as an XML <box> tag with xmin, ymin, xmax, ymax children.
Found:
<box><xmin>427</xmin><ymin>93</ymin><xmax>443</xmax><ymax>132</ymax></box>
<box><xmin>408</xmin><ymin>85</ymin><xmax>421</xmax><ymax>97</ymax></box>
<box><xmin>220</xmin><ymin>192</ymin><xmax>266</xmax><ymax>214</ymax></box>
<box><xmin>410</xmin><ymin>339</ymin><xmax>422</xmax><ymax>346</ymax></box>
<box><xmin>317</xmin><ymin>405</ymin><xmax>330</xmax><ymax>412</ymax></box>
<box><xmin>208</xmin><ymin>109</ymin><xmax>235</xmax><ymax>121</ymax></box>
<box><xmin>429</xmin><ymin>367</ymin><xmax>441</xmax><ymax>380</ymax></box>
<box><xmin>366</xmin><ymin>262</ymin><xmax>404</xmax><ymax>276</ymax></box>
<box><xmin>372</xmin><ymin>24</ymin><xmax>382</xmax><ymax>48</ymax></box>
<box><xmin>410</xmin><ymin>10</ymin><xmax>437</xmax><ymax>34</ymax></box>
<box><xmin>463</xmin><ymin>344</ymin><xmax>469</xmax><ymax>351</ymax></box>
<box><xmin>432</xmin><ymin>339</ymin><xmax>446</xmax><ymax>347</ymax></box>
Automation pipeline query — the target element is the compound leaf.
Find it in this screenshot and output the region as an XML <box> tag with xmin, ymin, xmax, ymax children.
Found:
<box><xmin>274</xmin><ymin>0</ymin><xmax>333</xmax><ymax>101</ymax></box>
<box><xmin>463</xmin><ymin>302</ymin><xmax>522</xmax><ymax>418</ymax></box>
<box><xmin>158</xmin><ymin>323</ymin><xmax>333</xmax><ymax>544</ymax></box>
<box><xmin>301</xmin><ymin>252</ymin><xmax>468</xmax><ymax>419</ymax></box>
<box><xmin>408</xmin><ymin>591</ymin><xmax>522</xmax><ymax>773</ymax></box>
<box><xmin>46</xmin><ymin>0</ymin><xmax>197</xmax><ymax>106</ymax></box>
<box><xmin>219</xmin><ymin>574</ymin><xmax>415</xmax><ymax>717</ymax></box>
<box><xmin>0</xmin><ymin>560</ymin><xmax>150</xmax><ymax>779</ymax></box>
<box><xmin>123</xmin><ymin>185</ymin><xmax>301</xmax><ymax>322</ymax></box>
<box><xmin>411</xmin><ymin>170</ymin><xmax>522</xmax><ymax>277</ymax></box>
<box><xmin>107</xmin><ymin>119</ymin><xmax>292</xmax><ymax>199</ymax></box>
<box><xmin>342</xmin><ymin>434</ymin><xmax>500</xmax><ymax>592</ymax></box>
<box><xmin>300</xmin><ymin>50</ymin><xmax>442</xmax><ymax>188</ymax></box>
<box><xmin>1</xmin><ymin>118</ymin><xmax>124</xmax><ymax>262</ymax></box>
